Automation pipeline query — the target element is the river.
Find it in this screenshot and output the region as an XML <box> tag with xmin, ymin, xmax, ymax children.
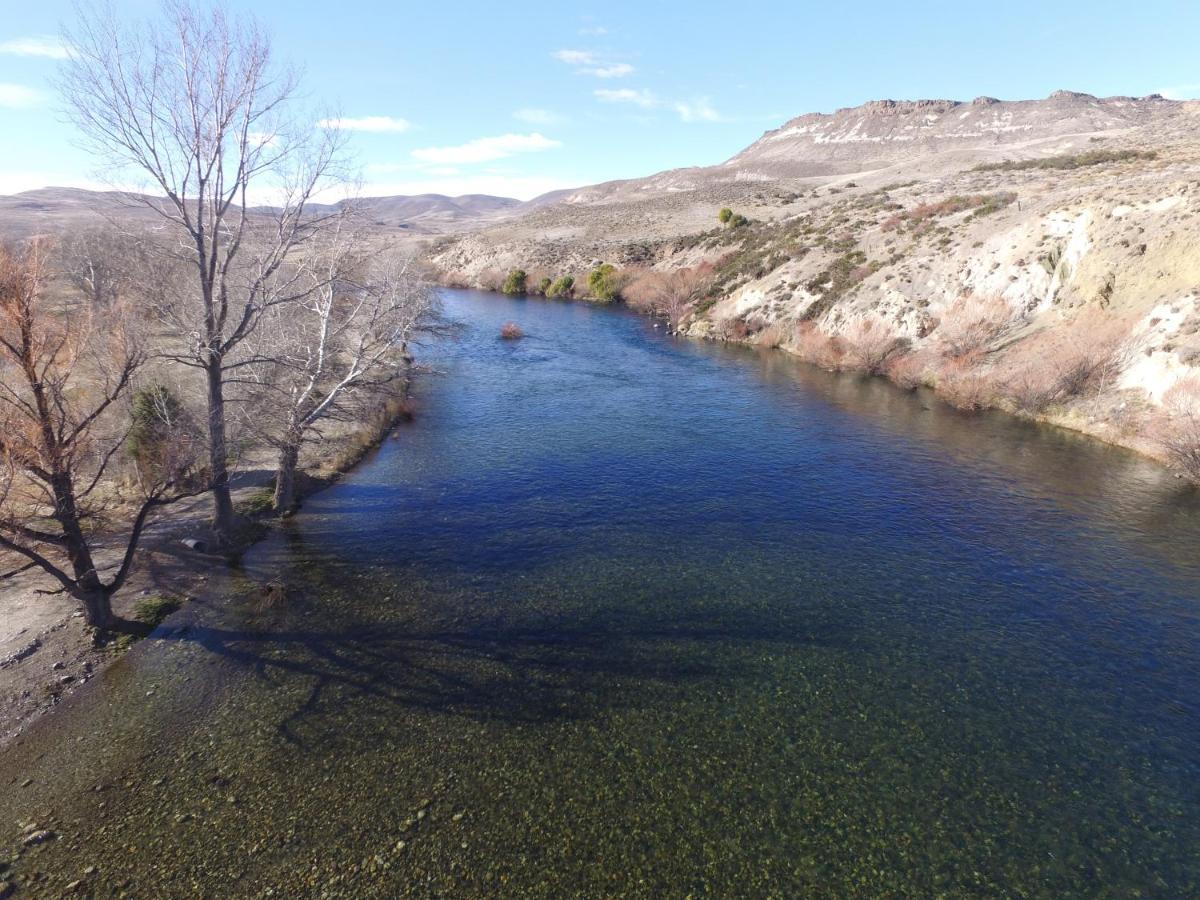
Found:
<box><xmin>2</xmin><ymin>289</ymin><xmax>1199</xmax><ymax>896</ymax></box>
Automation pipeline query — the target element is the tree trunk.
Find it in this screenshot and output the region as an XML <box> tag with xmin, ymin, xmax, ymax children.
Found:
<box><xmin>273</xmin><ymin>441</ymin><xmax>301</xmax><ymax>515</ymax></box>
<box><xmin>205</xmin><ymin>358</ymin><xmax>236</xmax><ymax>545</ymax></box>
<box><xmin>79</xmin><ymin>588</ymin><xmax>116</xmax><ymax>631</ymax></box>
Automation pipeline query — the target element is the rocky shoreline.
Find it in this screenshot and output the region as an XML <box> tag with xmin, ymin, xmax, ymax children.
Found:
<box><xmin>0</xmin><ymin>397</ymin><xmax>415</xmax><ymax>751</ymax></box>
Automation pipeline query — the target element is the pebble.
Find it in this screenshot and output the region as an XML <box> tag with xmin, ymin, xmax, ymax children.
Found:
<box><xmin>51</xmin><ymin>661</ymin><xmax>65</xmax><ymax>671</ymax></box>
<box><xmin>21</xmin><ymin>830</ymin><xmax>55</xmax><ymax>847</ymax></box>
<box><xmin>451</xmin><ymin>812</ymin><xmax>464</xmax><ymax>823</ymax></box>
<box><xmin>394</xmin><ymin>840</ymin><xmax>407</xmax><ymax>852</ymax></box>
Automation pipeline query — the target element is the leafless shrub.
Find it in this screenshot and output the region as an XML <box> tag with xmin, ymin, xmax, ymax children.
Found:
<box><xmin>1156</xmin><ymin>377</ymin><xmax>1200</xmax><ymax>481</ymax></box>
<box><xmin>886</xmin><ymin>351</ymin><xmax>935</xmax><ymax>391</ymax></box>
<box><xmin>1051</xmin><ymin>311</ymin><xmax>1133</xmax><ymax>400</ymax></box>
<box><xmin>1005</xmin><ymin>366</ymin><xmax>1061</xmax><ymax>414</ymax></box>
<box><xmin>1002</xmin><ymin>310</ymin><xmax>1132</xmax><ymax>412</ymax></box>
<box><xmin>500</xmin><ymin>322</ymin><xmax>523</xmax><ymax>340</ymax></box>
<box><xmin>478</xmin><ymin>269</ymin><xmax>506</xmax><ymax>292</ymax></box>
<box><xmin>715</xmin><ymin>317</ymin><xmax>753</xmax><ymax>342</ymax></box>
<box><xmin>623</xmin><ymin>264</ymin><xmax>715</xmax><ymax>328</ymax></box>
<box><xmin>937</xmin><ymin>294</ymin><xmax>1015</xmax><ymax>358</ymax></box>
<box><xmin>938</xmin><ymin>360</ymin><xmax>992</xmax><ymax>410</ymax></box>
<box><xmin>792</xmin><ymin>322</ymin><xmax>845</xmax><ymax>369</ymax></box>
<box><xmin>841</xmin><ymin>316</ymin><xmax>908</xmax><ymax>375</ymax></box>
<box><xmin>757</xmin><ymin>323</ymin><xmax>787</xmax><ymax>349</ymax></box>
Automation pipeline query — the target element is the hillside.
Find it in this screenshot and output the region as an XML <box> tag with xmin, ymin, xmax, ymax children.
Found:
<box><xmin>0</xmin><ymin>187</ymin><xmax>529</xmax><ymax>241</ymax></box>
<box><xmin>428</xmin><ymin>91</ymin><xmax>1200</xmax><ymax>469</ymax></box>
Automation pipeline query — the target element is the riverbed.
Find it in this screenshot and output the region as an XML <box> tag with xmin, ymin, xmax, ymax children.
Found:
<box><xmin>2</xmin><ymin>289</ymin><xmax>1199</xmax><ymax>896</ymax></box>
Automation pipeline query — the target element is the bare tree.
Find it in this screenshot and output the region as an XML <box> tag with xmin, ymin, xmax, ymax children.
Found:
<box><xmin>243</xmin><ymin>237</ymin><xmax>437</xmax><ymax>513</ymax></box>
<box><xmin>59</xmin><ymin>0</ymin><xmax>347</xmax><ymax>546</ymax></box>
<box><xmin>57</xmin><ymin>226</ymin><xmax>139</xmax><ymax>308</ymax></box>
<box><xmin>0</xmin><ymin>241</ymin><xmax>201</xmax><ymax>632</ymax></box>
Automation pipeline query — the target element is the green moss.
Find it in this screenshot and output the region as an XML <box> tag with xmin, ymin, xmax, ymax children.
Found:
<box><xmin>133</xmin><ymin>594</ymin><xmax>181</xmax><ymax>627</ymax></box>
<box><xmin>235</xmin><ymin>487</ymin><xmax>277</xmax><ymax>519</ymax></box>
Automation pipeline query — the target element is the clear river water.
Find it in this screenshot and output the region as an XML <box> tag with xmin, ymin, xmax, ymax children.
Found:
<box><xmin>2</xmin><ymin>289</ymin><xmax>1200</xmax><ymax>897</ymax></box>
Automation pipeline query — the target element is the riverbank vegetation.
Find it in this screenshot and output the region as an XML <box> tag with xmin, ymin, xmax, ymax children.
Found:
<box><xmin>0</xmin><ymin>1</ymin><xmax>436</xmax><ymax>635</ymax></box>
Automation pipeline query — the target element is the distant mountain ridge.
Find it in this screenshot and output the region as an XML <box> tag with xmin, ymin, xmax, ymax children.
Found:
<box><xmin>0</xmin><ymin>186</ymin><xmax>533</xmax><ymax>241</ymax></box>
<box><xmin>548</xmin><ymin>91</ymin><xmax>1192</xmax><ymax>205</ymax></box>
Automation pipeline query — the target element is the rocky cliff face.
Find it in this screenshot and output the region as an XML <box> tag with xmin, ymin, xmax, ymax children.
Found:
<box><xmin>726</xmin><ymin>92</ymin><xmax>1179</xmax><ymax>177</ymax></box>
<box><xmin>428</xmin><ymin>92</ymin><xmax>1200</xmax><ymax>470</ymax></box>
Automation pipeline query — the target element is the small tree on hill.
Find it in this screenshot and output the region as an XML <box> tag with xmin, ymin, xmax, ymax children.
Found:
<box><xmin>718</xmin><ymin>207</ymin><xmax>733</xmax><ymax>225</ymax></box>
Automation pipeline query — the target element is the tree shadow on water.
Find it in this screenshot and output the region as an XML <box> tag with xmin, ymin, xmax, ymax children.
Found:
<box><xmin>161</xmin><ymin>603</ymin><xmax>856</xmax><ymax>749</ymax></box>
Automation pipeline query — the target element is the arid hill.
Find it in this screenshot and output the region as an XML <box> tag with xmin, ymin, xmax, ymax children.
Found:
<box><xmin>0</xmin><ymin>187</ymin><xmax>532</xmax><ymax>241</ymax></box>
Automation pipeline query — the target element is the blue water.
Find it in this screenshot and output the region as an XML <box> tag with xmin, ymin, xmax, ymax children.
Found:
<box><xmin>2</xmin><ymin>289</ymin><xmax>1199</xmax><ymax>897</ymax></box>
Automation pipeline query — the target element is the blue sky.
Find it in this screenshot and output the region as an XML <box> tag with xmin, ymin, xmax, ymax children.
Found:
<box><xmin>2</xmin><ymin>0</ymin><xmax>1199</xmax><ymax>199</ymax></box>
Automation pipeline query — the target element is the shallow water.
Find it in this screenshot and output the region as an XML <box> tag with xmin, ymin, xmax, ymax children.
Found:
<box><xmin>3</xmin><ymin>289</ymin><xmax>1200</xmax><ymax>897</ymax></box>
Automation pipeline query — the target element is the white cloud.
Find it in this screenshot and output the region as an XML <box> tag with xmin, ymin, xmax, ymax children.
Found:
<box><xmin>579</xmin><ymin>26</ymin><xmax>608</xmax><ymax>36</ymax></box>
<box><xmin>590</xmin><ymin>63</ymin><xmax>633</xmax><ymax>79</ymax></box>
<box><xmin>0</xmin><ymin>36</ymin><xmax>68</xmax><ymax>59</ymax></box>
<box><xmin>552</xmin><ymin>49</ymin><xmax>597</xmax><ymax>66</ymax></box>
<box><xmin>554</xmin><ymin>49</ymin><xmax>633</xmax><ymax>78</ymax></box>
<box><xmin>318</xmin><ymin>115</ymin><xmax>412</xmax><ymax>133</ymax></box>
<box><xmin>1158</xmin><ymin>84</ymin><xmax>1200</xmax><ymax>100</ymax></box>
<box><xmin>514</xmin><ymin>107</ymin><xmax>564</xmax><ymax>125</ymax></box>
<box><xmin>674</xmin><ymin>98</ymin><xmax>722</xmax><ymax>123</ymax></box>
<box><xmin>411</xmin><ymin>132</ymin><xmax>562</xmax><ymax>165</ymax></box>
<box><xmin>594</xmin><ymin>88</ymin><xmax>658</xmax><ymax>108</ymax></box>
<box><xmin>0</xmin><ymin>84</ymin><xmax>41</xmax><ymax>108</ymax></box>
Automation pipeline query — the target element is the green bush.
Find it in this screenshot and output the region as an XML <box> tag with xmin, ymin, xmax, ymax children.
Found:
<box><xmin>127</xmin><ymin>385</ymin><xmax>191</xmax><ymax>476</ymax></box>
<box><xmin>718</xmin><ymin>207</ymin><xmax>733</xmax><ymax>224</ymax></box>
<box><xmin>501</xmin><ymin>269</ymin><xmax>527</xmax><ymax>295</ymax></box>
<box><xmin>587</xmin><ymin>264</ymin><xmax>620</xmax><ymax>302</ymax></box>
<box><xmin>537</xmin><ymin>277</ymin><xmax>552</xmax><ymax>295</ymax></box>
<box><xmin>546</xmin><ymin>275</ymin><xmax>575</xmax><ymax>299</ymax></box>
